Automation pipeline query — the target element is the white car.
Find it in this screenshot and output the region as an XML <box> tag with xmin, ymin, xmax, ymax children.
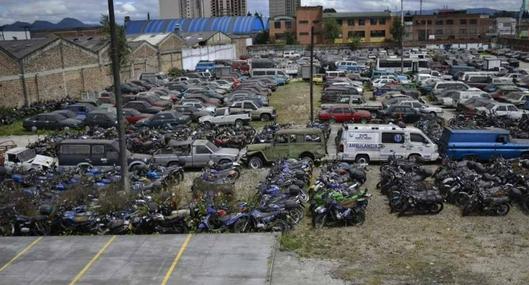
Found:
<box><xmin>398</xmin><ymin>100</ymin><xmax>443</xmax><ymax>115</ymax></box>
<box><xmin>4</xmin><ymin>147</ymin><xmax>56</xmax><ymax>172</ymax></box>
<box><xmin>372</xmin><ymin>78</ymin><xmax>396</xmax><ymax>88</ymax></box>
<box><xmin>484</xmin><ymin>103</ymin><xmax>527</xmax><ymax>120</ymax></box>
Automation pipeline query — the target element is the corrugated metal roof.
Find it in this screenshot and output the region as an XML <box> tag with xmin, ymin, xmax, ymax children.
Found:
<box><xmin>127</xmin><ymin>33</ymin><xmax>172</xmax><ymax>46</ymax></box>
<box><xmin>125</xmin><ymin>16</ymin><xmax>268</xmax><ymax>35</ymax></box>
<box><xmin>0</xmin><ymin>36</ymin><xmax>58</xmax><ymax>60</ymax></box>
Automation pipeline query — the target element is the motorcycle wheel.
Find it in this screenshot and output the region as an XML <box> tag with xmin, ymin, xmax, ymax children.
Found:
<box><xmin>429</xmin><ymin>202</ymin><xmax>444</xmax><ymax>214</ymax></box>
<box><xmin>231</xmin><ymin>217</ymin><xmax>249</xmax><ymax>233</ymax></box>
<box><xmin>299</xmin><ymin>190</ymin><xmax>309</xmax><ymax>203</ymax></box>
<box><xmin>455</xmin><ymin>192</ymin><xmax>470</xmax><ymax>208</ymax></box>
<box><xmin>353</xmin><ymin>210</ymin><xmax>366</xmax><ymax>226</ymax></box>
<box><xmin>313</xmin><ymin>214</ymin><xmax>327</xmax><ymax>229</ymax></box>
<box><xmin>289</xmin><ymin>207</ymin><xmax>304</xmax><ymax>224</ymax></box>
<box><xmin>0</xmin><ymin>222</ymin><xmax>14</xmax><ymax>236</ymax></box>
<box><xmin>494</xmin><ymin>203</ymin><xmax>510</xmax><ymax>216</ymax></box>
<box><xmin>270</xmin><ymin>219</ymin><xmax>290</xmax><ymax>233</ymax></box>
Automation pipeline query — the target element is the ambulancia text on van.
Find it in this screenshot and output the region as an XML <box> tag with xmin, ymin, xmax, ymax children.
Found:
<box><xmin>337</xmin><ymin>124</ymin><xmax>439</xmax><ymax>163</ymax></box>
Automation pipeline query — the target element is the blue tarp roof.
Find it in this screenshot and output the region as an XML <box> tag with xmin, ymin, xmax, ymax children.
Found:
<box><xmin>125</xmin><ymin>16</ymin><xmax>268</xmax><ymax>36</ymax></box>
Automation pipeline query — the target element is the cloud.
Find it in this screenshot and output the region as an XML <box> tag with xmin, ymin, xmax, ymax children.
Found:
<box><xmin>122</xmin><ymin>3</ymin><xmax>137</xmax><ymax>13</ymax></box>
<box><xmin>0</xmin><ymin>0</ymin><xmax>523</xmax><ymax>26</ymax></box>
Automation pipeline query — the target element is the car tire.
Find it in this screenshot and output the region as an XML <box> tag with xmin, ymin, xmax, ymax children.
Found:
<box><xmin>408</xmin><ymin>154</ymin><xmax>421</xmax><ymax>162</ymax></box>
<box><xmin>235</xmin><ymin>119</ymin><xmax>243</xmax><ymax>128</ymax></box>
<box><xmin>204</xmin><ymin>121</ymin><xmax>212</xmax><ymax>129</ymax></box>
<box><xmin>260</xmin><ymin>114</ymin><xmax>272</xmax><ymax>121</ymax></box>
<box><xmin>430</xmin><ymin>111</ymin><xmax>437</xmax><ymax>117</ymax></box>
<box><xmin>248</xmin><ymin>156</ymin><xmax>264</xmax><ymax>169</ymax></box>
<box><xmin>355</xmin><ymin>154</ymin><xmax>370</xmax><ymax>164</ymax></box>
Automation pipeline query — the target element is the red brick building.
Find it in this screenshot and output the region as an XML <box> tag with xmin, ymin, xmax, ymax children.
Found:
<box><xmin>295</xmin><ymin>6</ymin><xmax>323</xmax><ymax>44</ymax></box>
<box><xmin>269</xmin><ymin>16</ymin><xmax>296</xmax><ymax>43</ymax></box>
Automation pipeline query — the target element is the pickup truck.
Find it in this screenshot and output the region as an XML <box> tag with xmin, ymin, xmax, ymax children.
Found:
<box><xmin>4</xmin><ymin>147</ymin><xmax>56</xmax><ymax>172</ymax></box>
<box><xmin>198</xmin><ymin>107</ymin><xmax>251</xmax><ymax>128</ymax></box>
<box><xmin>229</xmin><ymin>100</ymin><xmax>277</xmax><ymax>121</ymax></box>
<box><xmin>321</xmin><ymin>95</ymin><xmax>383</xmax><ymax>112</ymax></box>
<box><xmin>152</xmin><ymin>140</ymin><xmax>244</xmax><ymax>168</ymax></box>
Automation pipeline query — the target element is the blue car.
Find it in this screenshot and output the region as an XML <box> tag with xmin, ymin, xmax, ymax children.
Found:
<box><xmin>439</xmin><ymin>127</ymin><xmax>529</xmax><ymax>160</ymax></box>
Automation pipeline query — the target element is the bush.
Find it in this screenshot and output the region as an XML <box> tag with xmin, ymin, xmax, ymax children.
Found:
<box><xmin>168</xmin><ymin>67</ymin><xmax>184</xmax><ymax>78</ymax></box>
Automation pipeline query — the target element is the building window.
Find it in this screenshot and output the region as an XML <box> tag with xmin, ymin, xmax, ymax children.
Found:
<box><xmin>347</xmin><ymin>19</ymin><xmax>355</xmax><ymax>26</ymax></box>
<box><xmin>427</xmin><ymin>20</ymin><xmax>432</xmax><ymax>25</ymax></box>
<box><xmin>358</xmin><ymin>18</ymin><xmax>365</xmax><ymax>26</ymax></box>
<box><xmin>354</xmin><ymin>31</ymin><xmax>366</xmax><ymax>38</ymax></box>
<box><xmin>469</xmin><ymin>19</ymin><xmax>477</xmax><ymax>25</ymax></box>
<box><xmin>435</xmin><ymin>29</ymin><xmax>443</xmax><ymax>35</ymax></box>
<box><xmin>459</xmin><ymin>28</ymin><xmax>467</xmax><ymax>34</ymax></box>
<box><xmin>347</xmin><ymin>31</ymin><xmax>353</xmax><ymax>38</ymax></box>
<box><xmin>299</xmin><ymin>20</ymin><xmax>308</xmax><ymax>24</ymax></box>
<box><xmin>379</xmin><ymin>18</ymin><xmax>386</xmax><ymax>25</ymax></box>
<box><xmin>435</xmin><ymin>20</ymin><xmax>443</xmax><ymax>25</ymax></box>
<box><xmin>370</xmin><ymin>30</ymin><xmax>386</xmax><ymax>37</ymax></box>
<box><xmin>460</xmin><ymin>19</ymin><xmax>467</xmax><ymax>25</ymax></box>
<box><xmin>299</xmin><ymin>32</ymin><xmax>309</xmax><ymax>36</ymax></box>
<box><xmin>421</xmin><ymin>20</ymin><xmax>426</xmax><ymax>25</ymax></box>
<box><xmin>285</xmin><ymin>21</ymin><xmax>292</xmax><ymax>29</ymax></box>
<box><xmin>370</xmin><ymin>18</ymin><xmax>377</xmax><ymax>25</ymax></box>
<box><xmin>274</xmin><ymin>21</ymin><xmax>281</xmax><ymax>29</ymax></box>
<box><xmin>446</xmin><ymin>19</ymin><xmax>454</xmax><ymax>25</ymax></box>
<box><xmin>313</xmin><ymin>20</ymin><xmax>320</xmax><ymax>24</ymax></box>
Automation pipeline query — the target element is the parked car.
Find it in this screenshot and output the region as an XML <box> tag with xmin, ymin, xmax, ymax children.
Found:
<box><xmin>229</xmin><ymin>100</ymin><xmax>276</xmax><ymax>121</ymax></box>
<box><xmin>336</xmin><ymin>124</ymin><xmax>439</xmax><ymax>163</ymax></box>
<box><xmin>396</xmin><ymin>100</ymin><xmax>443</xmax><ymax>116</ymax></box>
<box><xmin>318</xmin><ymin>105</ymin><xmax>371</xmax><ymax>123</ymax></box>
<box><xmin>482</xmin><ymin>103</ymin><xmax>527</xmax><ymax>120</ymax></box>
<box><xmin>152</xmin><ymin>140</ymin><xmax>243</xmax><ymax>168</ymax></box>
<box><xmin>173</xmin><ymin>105</ymin><xmax>213</xmax><ymax>122</ymax></box>
<box><xmin>4</xmin><ymin>147</ymin><xmax>56</xmax><ymax>172</ymax></box>
<box><xmin>123</xmin><ymin>101</ymin><xmax>163</xmax><ymax>114</ymax></box>
<box><xmin>123</xmin><ymin>108</ymin><xmax>152</xmax><ymax>124</ymax></box>
<box><xmin>136</xmin><ymin>111</ymin><xmax>191</xmax><ymax>128</ymax></box>
<box><xmin>244</xmin><ymin>128</ymin><xmax>327</xmax><ymax>168</ymax></box>
<box><xmin>378</xmin><ymin>105</ymin><xmax>422</xmax><ymax>124</ymax></box>
<box><xmin>23</xmin><ymin>112</ymin><xmax>83</xmax><ymax>131</ymax></box>
<box><xmin>57</xmin><ymin>139</ymin><xmax>150</xmax><ymax>170</ymax></box>
<box><xmin>64</xmin><ymin>103</ymin><xmax>97</xmax><ymax>120</ymax></box>
<box><xmin>198</xmin><ymin>108</ymin><xmax>251</xmax><ymax>128</ymax></box>
<box><xmin>439</xmin><ymin>128</ymin><xmax>529</xmax><ymax>160</ymax></box>
<box><xmin>83</xmin><ymin>111</ymin><xmax>118</xmax><ymax>129</ymax></box>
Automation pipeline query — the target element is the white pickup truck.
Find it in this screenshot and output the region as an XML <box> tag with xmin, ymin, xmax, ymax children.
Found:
<box><xmin>321</xmin><ymin>95</ymin><xmax>383</xmax><ymax>111</ymax></box>
<box><xmin>198</xmin><ymin>107</ymin><xmax>251</xmax><ymax>128</ymax></box>
<box><xmin>4</xmin><ymin>147</ymin><xmax>56</xmax><ymax>172</ymax></box>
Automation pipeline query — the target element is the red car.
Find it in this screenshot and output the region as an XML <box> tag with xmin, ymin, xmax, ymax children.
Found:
<box><xmin>123</xmin><ymin>108</ymin><xmax>152</xmax><ymax>124</ymax></box>
<box><xmin>318</xmin><ymin>105</ymin><xmax>371</xmax><ymax>123</ymax></box>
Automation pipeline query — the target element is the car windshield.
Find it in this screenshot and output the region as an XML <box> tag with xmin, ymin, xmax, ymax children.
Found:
<box><xmin>10</xmin><ymin>149</ymin><xmax>36</xmax><ymax>163</ymax></box>
<box><xmin>206</xmin><ymin>141</ymin><xmax>219</xmax><ymax>152</ymax></box>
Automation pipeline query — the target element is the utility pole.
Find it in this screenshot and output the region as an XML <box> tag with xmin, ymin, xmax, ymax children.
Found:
<box><xmin>309</xmin><ymin>25</ymin><xmax>314</xmax><ymax>122</ymax></box>
<box><xmin>400</xmin><ymin>0</ymin><xmax>404</xmax><ymax>74</ymax></box>
<box><xmin>107</xmin><ymin>0</ymin><xmax>129</xmax><ymax>192</ymax></box>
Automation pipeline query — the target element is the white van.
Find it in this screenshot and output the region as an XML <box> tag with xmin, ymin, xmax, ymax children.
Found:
<box><xmin>251</xmin><ymin>68</ymin><xmax>289</xmax><ymax>78</ymax></box>
<box><xmin>325</xmin><ymin>70</ymin><xmax>346</xmax><ymax>79</ymax></box>
<box><xmin>337</xmin><ymin>124</ymin><xmax>439</xmax><ymax>163</ymax></box>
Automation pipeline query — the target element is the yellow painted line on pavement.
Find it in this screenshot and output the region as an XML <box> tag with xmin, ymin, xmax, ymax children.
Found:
<box><xmin>161</xmin><ymin>234</ymin><xmax>193</xmax><ymax>285</ymax></box>
<box><xmin>69</xmin><ymin>235</ymin><xmax>116</xmax><ymax>285</ymax></box>
<box><xmin>0</xmin><ymin>237</ymin><xmax>43</xmax><ymax>273</ymax></box>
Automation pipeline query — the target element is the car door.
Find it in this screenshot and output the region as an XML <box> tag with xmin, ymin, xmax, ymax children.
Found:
<box><xmin>243</xmin><ymin>102</ymin><xmax>257</xmax><ymax>118</ymax></box>
<box><xmin>380</xmin><ymin>132</ymin><xmax>407</xmax><ymax>160</ymax></box>
<box><xmin>192</xmin><ymin>145</ymin><xmax>212</xmax><ymax>167</ymax></box>
<box><xmin>495</xmin><ymin>105</ymin><xmax>507</xmax><ymax>116</ymax></box>
<box><xmin>268</xmin><ymin>133</ymin><xmax>290</xmax><ymax>160</ymax></box>
<box><xmin>90</xmin><ymin>144</ymin><xmax>111</xmax><ymax>166</ymax></box>
<box><xmin>230</xmin><ymin>102</ymin><xmax>244</xmax><ymax>114</ymax></box>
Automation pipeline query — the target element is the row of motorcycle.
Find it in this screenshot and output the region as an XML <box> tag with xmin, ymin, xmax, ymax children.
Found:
<box><xmin>310</xmin><ymin>162</ymin><xmax>370</xmax><ymax>228</ymax></box>
<box><xmin>0</xmin><ymin>164</ymin><xmax>185</xmax><ymax>236</ymax></box>
<box><xmin>448</xmin><ymin>112</ymin><xmax>529</xmax><ymax>139</ymax></box>
<box><xmin>378</xmin><ymin>158</ymin><xmax>444</xmax><ymax>216</ymax></box>
<box><xmin>434</xmin><ymin>157</ymin><xmax>529</xmax><ymax>216</ymax></box>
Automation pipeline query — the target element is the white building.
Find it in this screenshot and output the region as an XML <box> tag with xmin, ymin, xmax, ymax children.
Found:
<box><xmin>0</xmin><ymin>30</ymin><xmax>31</xmax><ymax>41</ymax></box>
<box><xmin>493</xmin><ymin>17</ymin><xmax>517</xmax><ymax>37</ymax></box>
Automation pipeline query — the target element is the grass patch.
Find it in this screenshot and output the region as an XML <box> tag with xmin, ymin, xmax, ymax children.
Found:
<box><xmin>270</xmin><ymin>82</ymin><xmax>322</xmax><ymax>125</ymax></box>
<box><xmin>0</xmin><ymin>120</ymin><xmax>53</xmax><ymax>136</ymax></box>
<box><xmin>280</xmin><ymin>233</ymin><xmax>303</xmax><ymax>251</ymax></box>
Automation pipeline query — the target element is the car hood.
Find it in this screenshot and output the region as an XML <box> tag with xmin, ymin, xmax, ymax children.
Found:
<box><xmin>129</xmin><ymin>153</ymin><xmax>152</xmax><ymax>162</ymax></box>
<box><xmin>30</xmin><ymin>155</ymin><xmax>56</xmax><ymax>167</ymax></box>
<box><xmin>198</xmin><ymin>115</ymin><xmax>213</xmax><ymax>122</ymax></box>
<box><xmin>62</xmin><ymin>118</ymin><xmax>83</xmax><ymax>125</ymax></box>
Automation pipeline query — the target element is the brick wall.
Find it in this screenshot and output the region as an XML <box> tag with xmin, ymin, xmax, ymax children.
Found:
<box><xmin>0</xmin><ymin>51</ymin><xmax>19</xmax><ymax>76</ymax></box>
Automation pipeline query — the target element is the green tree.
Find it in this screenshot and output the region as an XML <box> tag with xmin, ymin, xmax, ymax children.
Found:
<box><xmin>168</xmin><ymin>67</ymin><xmax>183</xmax><ymax>77</ymax></box>
<box><xmin>390</xmin><ymin>17</ymin><xmax>405</xmax><ymax>44</ymax></box>
<box><xmin>285</xmin><ymin>32</ymin><xmax>296</xmax><ymax>45</ymax></box>
<box><xmin>323</xmin><ymin>17</ymin><xmax>340</xmax><ymax>43</ymax></box>
<box><xmin>100</xmin><ymin>14</ymin><xmax>130</xmax><ymax>68</ymax></box>
<box><xmin>255</xmin><ymin>32</ymin><xmax>269</xmax><ymax>44</ymax></box>
<box><xmin>349</xmin><ymin>35</ymin><xmax>361</xmax><ymax>49</ymax></box>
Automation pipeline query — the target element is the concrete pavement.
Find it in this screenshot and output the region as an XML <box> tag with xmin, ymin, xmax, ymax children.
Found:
<box><xmin>0</xmin><ymin>233</ymin><xmax>277</xmax><ymax>285</ymax></box>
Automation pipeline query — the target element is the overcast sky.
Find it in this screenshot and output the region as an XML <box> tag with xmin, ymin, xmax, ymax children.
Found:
<box><xmin>0</xmin><ymin>0</ymin><xmax>523</xmax><ymax>25</ymax></box>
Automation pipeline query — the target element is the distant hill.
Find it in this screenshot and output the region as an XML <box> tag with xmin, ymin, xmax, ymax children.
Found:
<box><xmin>1</xmin><ymin>18</ymin><xmax>99</xmax><ymax>31</ymax></box>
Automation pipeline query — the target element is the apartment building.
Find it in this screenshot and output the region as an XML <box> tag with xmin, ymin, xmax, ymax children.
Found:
<box><xmin>211</xmin><ymin>0</ymin><xmax>247</xmax><ymax>17</ymax></box>
<box><xmin>159</xmin><ymin>0</ymin><xmax>212</xmax><ymax>19</ymax></box>
<box><xmin>323</xmin><ymin>11</ymin><xmax>393</xmax><ymax>43</ymax></box>
<box><xmin>405</xmin><ymin>10</ymin><xmax>492</xmax><ymax>41</ymax></box>
<box><xmin>295</xmin><ymin>6</ymin><xmax>323</xmax><ymax>44</ymax></box>
<box><xmin>269</xmin><ymin>16</ymin><xmax>296</xmax><ymax>42</ymax></box>
<box><xmin>269</xmin><ymin>0</ymin><xmax>301</xmax><ymax>18</ymax></box>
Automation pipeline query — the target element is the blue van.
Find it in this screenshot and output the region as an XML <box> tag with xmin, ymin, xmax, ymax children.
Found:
<box><xmin>439</xmin><ymin>127</ymin><xmax>529</xmax><ymax>160</ymax></box>
<box><xmin>195</xmin><ymin>61</ymin><xmax>215</xmax><ymax>72</ymax></box>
